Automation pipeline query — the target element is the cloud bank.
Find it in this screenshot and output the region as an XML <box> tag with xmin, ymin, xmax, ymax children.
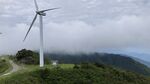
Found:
<box><xmin>0</xmin><ymin>0</ymin><xmax>150</xmax><ymax>55</ymax></box>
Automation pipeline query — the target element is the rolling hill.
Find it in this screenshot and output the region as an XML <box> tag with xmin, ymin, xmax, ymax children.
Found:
<box><xmin>0</xmin><ymin>63</ymin><xmax>150</xmax><ymax>84</ymax></box>
<box><xmin>45</xmin><ymin>53</ymin><xmax>150</xmax><ymax>76</ymax></box>
<box><xmin>0</xmin><ymin>57</ymin><xmax>11</xmax><ymax>75</ymax></box>
<box><xmin>133</xmin><ymin>57</ymin><xmax>150</xmax><ymax>68</ymax></box>
<box><xmin>0</xmin><ymin>50</ymin><xmax>150</xmax><ymax>84</ymax></box>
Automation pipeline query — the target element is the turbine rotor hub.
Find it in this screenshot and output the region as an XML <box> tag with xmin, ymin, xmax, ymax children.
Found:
<box><xmin>36</xmin><ymin>11</ymin><xmax>46</xmax><ymax>16</ymax></box>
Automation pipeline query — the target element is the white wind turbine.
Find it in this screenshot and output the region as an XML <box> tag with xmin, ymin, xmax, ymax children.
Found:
<box><xmin>23</xmin><ymin>0</ymin><xmax>59</xmax><ymax>67</ymax></box>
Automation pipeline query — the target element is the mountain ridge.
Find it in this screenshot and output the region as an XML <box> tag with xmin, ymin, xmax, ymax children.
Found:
<box><xmin>45</xmin><ymin>52</ymin><xmax>150</xmax><ymax>76</ymax></box>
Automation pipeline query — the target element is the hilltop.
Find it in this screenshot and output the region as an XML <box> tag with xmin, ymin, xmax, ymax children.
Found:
<box><xmin>46</xmin><ymin>53</ymin><xmax>150</xmax><ymax>76</ymax></box>
<box><xmin>0</xmin><ymin>63</ymin><xmax>150</xmax><ymax>84</ymax></box>
<box><xmin>0</xmin><ymin>49</ymin><xmax>150</xmax><ymax>84</ymax></box>
<box><xmin>9</xmin><ymin>49</ymin><xmax>150</xmax><ymax>76</ymax></box>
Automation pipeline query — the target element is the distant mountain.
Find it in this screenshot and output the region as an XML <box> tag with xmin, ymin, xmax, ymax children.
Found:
<box><xmin>45</xmin><ymin>53</ymin><xmax>150</xmax><ymax>76</ymax></box>
<box><xmin>132</xmin><ymin>57</ymin><xmax>150</xmax><ymax>68</ymax></box>
<box><xmin>124</xmin><ymin>52</ymin><xmax>150</xmax><ymax>64</ymax></box>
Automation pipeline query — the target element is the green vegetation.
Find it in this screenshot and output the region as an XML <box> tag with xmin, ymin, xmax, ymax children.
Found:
<box><xmin>46</xmin><ymin>53</ymin><xmax>150</xmax><ymax>76</ymax></box>
<box><xmin>1</xmin><ymin>50</ymin><xmax>150</xmax><ymax>84</ymax></box>
<box><xmin>58</xmin><ymin>64</ymin><xmax>74</xmax><ymax>69</ymax></box>
<box><xmin>0</xmin><ymin>63</ymin><xmax>150</xmax><ymax>84</ymax></box>
<box><xmin>15</xmin><ymin>49</ymin><xmax>50</xmax><ymax>65</ymax></box>
<box><xmin>0</xmin><ymin>57</ymin><xmax>11</xmax><ymax>75</ymax></box>
<box><xmin>20</xmin><ymin>64</ymin><xmax>74</xmax><ymax>73</ymax></box>
<box><xmin>14</xmin><ymin>49</ymin><xmax>150</xmax><ymax>76</ymax></box>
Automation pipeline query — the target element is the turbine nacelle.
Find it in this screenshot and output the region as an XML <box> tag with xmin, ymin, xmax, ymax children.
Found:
<box><xmin>36</xmin><ymin>7</ymin><xmax>60</xmax><ymax>16</ymax></box>
<box><xmin>36</xmin><ymin>11</ymin><xmax>46</xmax><ymax>16</ymax></box>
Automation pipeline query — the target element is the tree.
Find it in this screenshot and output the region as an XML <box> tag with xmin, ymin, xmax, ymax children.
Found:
<box><xmin>15</xmin><ymin>49</ymin><xmax>50</xmax><ymax>65</ymax></box>
<box><xmin>15</xmin><ymin>49</ymin><xmax>39</xmax><ymax>64</ymax></box>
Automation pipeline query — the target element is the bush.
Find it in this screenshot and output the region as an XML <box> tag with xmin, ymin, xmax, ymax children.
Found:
<box><xmin>94</xmin><ymin>63</ymin><xmax>105</xmax><ymax>68</ymax></box>
<box><xmin>15</xmin><ymin>49</ymin><xmax>50</xmax><ymax>65</ymax></box>
<box><xmin>0</xmin><ymin>60</ymin><xmax>9</xmax><ymax>74</ymax></box>
<box><xmin>80</xmin><ymin>63</ymin><xmax>97</xmax><ymax>69</ymax></box>
<box><xmin>73</xmin><ymin>64</ymin><xmax>80</xmax><ymax>69</ymax></box>
<box><xmin>1</xmin><ymin>67</ymin><xmax>150</xmax><ymax>84</ymax></box>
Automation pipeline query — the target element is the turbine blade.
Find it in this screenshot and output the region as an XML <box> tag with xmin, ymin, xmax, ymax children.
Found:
<box><xmin>23</xmin><ymin>14</ymin><xmax>38</xmax><ymax>42</ymax></box>
<box><xmin>34</xmin><ymin>0</ymin><xmax>39</xmax><ymax>11</ymax></box>
<box><xmin>40</xmin><ymin>8</ymin><xmax>60</xmax><ymax>12</ymax></box>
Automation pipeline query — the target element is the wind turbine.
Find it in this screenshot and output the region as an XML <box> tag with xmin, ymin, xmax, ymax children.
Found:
<box><xmin>23</xmin><ymin>0</ymin><xmax>59</xmax><ymax>67</ymax></box>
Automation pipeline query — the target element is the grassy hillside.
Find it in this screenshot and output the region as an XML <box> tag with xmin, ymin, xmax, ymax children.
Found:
<box><xmin>133</xmin><ymin>57</ymin><xmax>150</xmax><ymax>68</ymax></box>
<box><xmin>46</xmin><ymin>53</ymin><xmax>150</xmax><ymax>76</ymax></box>
<box><xmin>0</xmin><ymin>63</ymin><xmax>150</xmax><ymax>84</ymax></box>
<box><xmin>0</xmin><ymin>57</ymin><xmax>11</xmax><ymax>75</ymax></box>
<box><xmin>14</xmin><ymin>49</ymin><xmax>150</xmax><ymax>76</ymax></box>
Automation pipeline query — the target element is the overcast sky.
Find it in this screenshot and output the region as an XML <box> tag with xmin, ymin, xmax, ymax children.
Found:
<box><xmin>0</xmin><ymin>0</ymin><xmax>150</xmax><ymax>61</ymax></box>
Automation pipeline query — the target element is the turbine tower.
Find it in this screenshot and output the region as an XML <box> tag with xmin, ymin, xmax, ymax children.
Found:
<box><xmin>23</xmin><ymin>0</ymin><xmax>59</xmax><ymax>67</ymax></box>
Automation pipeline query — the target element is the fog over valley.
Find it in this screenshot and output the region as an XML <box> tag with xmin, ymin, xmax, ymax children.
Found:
<box><xmin>0</xmin><ymin>0</ymin><xmax>150</xmax><ymax>61</ymax></box>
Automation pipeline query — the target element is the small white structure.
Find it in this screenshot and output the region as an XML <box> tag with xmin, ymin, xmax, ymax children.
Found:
<box><xmin>52</xmin><ymin>60</ymin><xmax>58</xmax><ymax>66</ymax></box>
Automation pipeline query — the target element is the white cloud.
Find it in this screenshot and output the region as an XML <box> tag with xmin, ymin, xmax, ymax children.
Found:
<box><xmin>0</xmin><ymin>0</ymin><xmax>150</xmax><ymax>56</ymax></box>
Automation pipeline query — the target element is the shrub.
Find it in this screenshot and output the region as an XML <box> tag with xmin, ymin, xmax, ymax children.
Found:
<box><xmin>80</xmin><ymin>63</ymin><xmax>97</xmax><ymax>69</ymax></box>
<box><xmin>73</xmin><ymin>64</ymin><xmax>80</xmax><ymax>69</ymax></box>
<box><xmin>15</xmin><ymin>49</ymin><xmax>50</xmax><ymax>65</ymax></box>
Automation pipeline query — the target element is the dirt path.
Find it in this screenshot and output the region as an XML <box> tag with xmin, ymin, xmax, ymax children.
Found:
<box><xmin>1</xmin><ymin>60</ymin><xmax>20</xmax><ymax>76</ymax></box>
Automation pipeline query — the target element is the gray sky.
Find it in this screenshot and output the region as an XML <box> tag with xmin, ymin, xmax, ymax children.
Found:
<box><xmin>1</xmin><ymin>0</ymin><xmax>150</xmax><ymax>61</ymax></box>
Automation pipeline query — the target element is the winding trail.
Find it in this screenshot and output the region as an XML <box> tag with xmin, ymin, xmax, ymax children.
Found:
<box><xmin>1</xmin><ymin>60</ymin><xmax>21</xmax><ymax>76</ymax></box>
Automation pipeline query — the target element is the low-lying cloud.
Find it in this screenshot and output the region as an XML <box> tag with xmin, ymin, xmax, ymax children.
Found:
<box><xmin>1</xmin><ymin>0</ymin><xmax>150</xmax><ymax>55</ymax></box>
<box><xmin>1</xmin><ymin>15</ymin><xmax>150</xmax><ymax>54</ymax></box>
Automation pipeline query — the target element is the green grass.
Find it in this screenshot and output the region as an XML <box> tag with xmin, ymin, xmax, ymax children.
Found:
<box><xmin>0</xmin><ymin>64</ymin><xmax>74</xmax><ymax>78</ymax></box>
<box><xmin>23</xmin><ymin>64</ymin><xmax>74</xmax><ymax>70</ymax></box>
<box><xmin>0</xmin><ymin>64</ymin><xmax>150</xmax><ymax>84</ymax></box>
<box><xmin>0</xmin><ymin>56</ymin><xmax>12</xmax><ymax>76</ymax></box>
<box><xmin>0</xmin><ymin>62</ymin><xmax>10</xmax><ymax>74</ymax></box>
<box><xmin>0</xmin><ymin>56</ymin><xmax>150</xmax><ymax>84</ymax></box>
<box><xmin>59</xmin><ymin>64</ymin><xmax>74</xmax><ymax>69</ymax></box>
